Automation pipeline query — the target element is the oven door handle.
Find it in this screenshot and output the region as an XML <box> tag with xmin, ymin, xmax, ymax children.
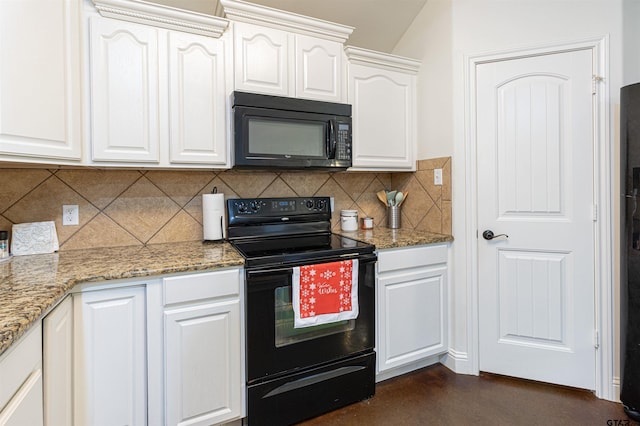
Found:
<box><xmin>246</xmin><ymin>253</ymin><xmax>377</xmax><ymax>277</ymax></box>
<box><xmin>247</xmin><ymin>267</ymin><xmax>294</xmax><ymax>277</ymax></box>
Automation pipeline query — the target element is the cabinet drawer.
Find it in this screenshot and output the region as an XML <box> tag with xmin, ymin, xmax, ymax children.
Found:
<box><xmin>378</xmin><ymin>244</ymin><xmax>447</xmax><ymax>273</ymax></box>
<box><xmin>0</xmin><ymin>323</ymin><xmax>42</xmax><ymax>410</ymax></box>
<box><xmin>163</xmin><ymin>269</ymin><xmax>240</xmax><ymax>305</ymax></box>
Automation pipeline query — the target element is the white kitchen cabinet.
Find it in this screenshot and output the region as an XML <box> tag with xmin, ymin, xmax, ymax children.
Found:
<box><xmin>222</xmin><ymin>0</ymin><xmax>352</xmax><ymax>102</ymax></box>
<box><xmin>0</xmin><ymin>323</ymin><xmax>43</xmax><ymax>426</ymax></box>
<box><xmin>295</xmin><ymin>34</ymin><xmax>344</xmax><ymax>102</ymax></box>
<box><xmin>40</xmin><ymin>267</ymin><xmax>244</xmax><ymax>426</ymax></box>
<box><xmin>232</xmin><ymin>22</ymin><xmax>344</xmax><ymax>102</ymax></box>
<box><xmin>89</xmin><ymin>17</ymin><xmax>161</xmax><ymax>163</ymax></box>
<box><xmin>73</xmin><ymin>285</ymin><xmax>147</xmax><ymax>426</ymax></box>
<box><xmin>168</xmin><ymin>31</ymin><xmax>229</xmax><ymax>165</ymax></box>
<box><xmin>376</xmin><ymin>244</ymin><xmax>448</xmax><ymax>380</ymax></box>
<box><xmin>161</xmin><ymin>269</ymin><xmax>244</xmax><ymax>426</ymax></box>
<box><xmin>346</xmin><ymin>47</ymin><xmax>420</xmax><ymax>171</ymax></box>
<box><xmin>232</xmin><ymin>22</ymin><xmax>290</xmax><ymax>97</ymax></box>
<box><xmin>86</xmin><ymin>1</ymin><xmax>231</xmax><ymax>167</ymax></box>
<box><xmin>0</xmin><ymin>0</ymin><xmax>82</xmax><ymax>164</ymax></box>
<box><xmin>43</xmin><ymin>296</ymin><xmax>73</xmax><ymax>426</ymax></box>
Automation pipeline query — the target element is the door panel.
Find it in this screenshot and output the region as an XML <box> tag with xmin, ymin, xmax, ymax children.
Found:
<box><xmin>498</xmin><ymin>250</ymin><xmax>569</xmax><ymax>347</ymax></box>
<box><xmin>498</xmin><ymin>76</ymin><xmax>565</xmax><ymax>216</ymax></box>
<box><xmin>477</xmin><ymin>49</ymin><xmax>595</xmax><ymax>389</ymax></box>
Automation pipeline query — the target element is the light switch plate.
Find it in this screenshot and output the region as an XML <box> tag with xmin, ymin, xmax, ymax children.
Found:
<box><xmin>434</xmin><ymin>169</ymin><xmax>443</xmax><ymax>186</ymax></box>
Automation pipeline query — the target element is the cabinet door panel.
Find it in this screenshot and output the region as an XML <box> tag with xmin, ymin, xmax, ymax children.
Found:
<box><xmin>295</xmin><ymin>35</ymin><xmax>342</xmax><ymax>102</ymax></box>
<box><xmin>349</xmin><ymin>63</ymin><xmax>415</xmax><ymax>170</ymax></box>
<box><xmin>234</xmin><ymin>22</ymin><xmax>290</xmax><ymax>96</ymax></box>
<box><xmin>0</xmin><ymin>0</ymin><xmax>81</xmax><ymax>161</ymax></box>
<box><xmin>0</xmin><ymin>323</ymin><xmax>43</xmax><ymax>424</ymax></box>
<box><xmin>0</xmin><ymin>370</ymin><xmax>44</xmax><ymax>426</ymax></box>
<box><xmin>165</xmin><ymin>299</ymin><xmax>241</xmax><ymax>426</ymax></box>
<box><xmin>90</xmin><ymin>17</ymin><xmax>160</xmax><ymax>162</ymax></box>
<box><xmin>73</xmin><ymin>287</ymin><xmax>147</xmax><ymax>426</ymax></box>
<box><xmin>168</xmin><ymin>32</ymin><xmax>228</xmax><ymax>165</ymax></box>
<box><xmin>378</xmin><ymin>266</ymin><xmax>447</xmax><ymax>372</ymax></box>
<box><xmin>43</xmin><ymin>296</ymin><xmax>73</xmax><ymax>426</ymax></box>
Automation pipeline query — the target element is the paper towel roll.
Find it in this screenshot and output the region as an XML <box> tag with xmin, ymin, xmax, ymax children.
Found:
<box><xmin>203</xmin><ymin>193</ymin><xmax>226</xmax><ymax>241</ymax></box>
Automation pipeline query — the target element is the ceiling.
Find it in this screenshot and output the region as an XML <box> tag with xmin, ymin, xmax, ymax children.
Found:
<box><xmin>149</xmin><ymin>0</ymin><xmax>428</xmax><ymax>53</ymax></box>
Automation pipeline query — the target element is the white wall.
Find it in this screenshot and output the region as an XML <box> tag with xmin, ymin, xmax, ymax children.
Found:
<box><xmin>393</xmin><ymin>0</ymin><xmax>453</xmax><ymax>161</ymax></box>
<box><xmin>394</xmin><ymin>0</ymin><xmax>630</xmax><ymax>399</ymax></box>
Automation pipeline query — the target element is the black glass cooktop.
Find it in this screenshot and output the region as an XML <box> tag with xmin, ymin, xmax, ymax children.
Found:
<box><xmin>231</xmin><ymin>233</ymin><xmax>374</xmax><ymax>268</ymax></box>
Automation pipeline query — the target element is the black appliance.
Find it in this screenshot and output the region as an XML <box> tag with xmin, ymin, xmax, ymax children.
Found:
<box><xmin>231</xmin><ymin>91</ymin><xmax>352</xmax><ymax>170</ymax></box>
<box><xmin>622</xmin><ymin>82</ymin><xmax>640</xmax><ymax>421</ymax></box>
<box><xmin>227</xmin><ymin>197</ymin><xmax>376</xmax><ymax>425</ymax></box>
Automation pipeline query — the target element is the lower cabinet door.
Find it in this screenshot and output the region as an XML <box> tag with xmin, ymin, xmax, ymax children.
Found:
<box><xmin>377</xmin><ymin>266</ymin><xmax>448</xmax><ymax>372</ymax></box>
<box><xmin>164</xmin><ymin>298</ymin><xmax>241</xmax><ymax>426</ymax></box>
<box><xmin>0</xmin><ymin>370</ymin><xmax>44</xmax><ymax>426</ymax></box>
<box><xmin>73</xmin><ymin>286</ymin><xmax>147</xmax><ymax>426</ymax></box>
<box><xmin>43</xmin><ymin>296</ymin><xmax>73</xmax><ymax>426</ymax></box>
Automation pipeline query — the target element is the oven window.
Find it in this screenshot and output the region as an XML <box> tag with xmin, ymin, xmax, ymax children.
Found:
<box><xmin>274</xmin><ymin>286</ymin><xmax>355</xmax><ymax>348</ymax></box>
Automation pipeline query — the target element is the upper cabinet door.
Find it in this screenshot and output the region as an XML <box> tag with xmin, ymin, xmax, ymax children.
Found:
<box><xmin>348</xmin><ymin>63</ymin><xmax>416</xmax><ymax>171</ymax></box>
<box><xmin>295</xmin><ymin>35</ymin><xmax>343</xmax><ymax>102</ymax></box>
<box><xmin>0</xmin><ymin>0</ymin><xmax>82</xmax><ymax>163</ymax></box>
<box><xmin>89</xmin><ymin>17</ymin><xmax>161</xmax><ymax>163</ymax></box>
<box><xmin>168</xmin><ymin>32</ymin><xmax>229</xmax><ymax>165</ymax></box>
<box><xmin>233</xmin><ymin>22</ymin><xmax>291</xmax><ymax>97</ymax></box>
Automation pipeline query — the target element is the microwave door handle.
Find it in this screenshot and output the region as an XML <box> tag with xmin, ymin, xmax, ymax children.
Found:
<box><xmin>328</xmin><ymin>119</ymin><xmax>337</xmax><ymax>159</ymax></box>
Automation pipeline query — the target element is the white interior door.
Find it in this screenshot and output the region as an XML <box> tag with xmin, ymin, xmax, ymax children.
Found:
<box><xmin>476</xmin><ymin>49</ymin><xmax>596</xmax><ymax>389</ymax></box>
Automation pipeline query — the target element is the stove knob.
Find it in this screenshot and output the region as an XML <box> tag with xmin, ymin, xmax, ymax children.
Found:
<box><xmin>250</xmin><ymin>201</ymin><xmax>260</xmax><ymax>212</ymax></box>
<box><xmin>305</xmin><ymin>200</ymin><xmax>314</xmax><ymax>209</ymax></box>
<box><xmin>237</xmin><ymin>202</ymin><xmax>248</xmax><ymax>213</ymax></box>
<box><xmin>315</xmin><ymin>199</ymin><xmax>326</xmax><ymax>210</ymax></box>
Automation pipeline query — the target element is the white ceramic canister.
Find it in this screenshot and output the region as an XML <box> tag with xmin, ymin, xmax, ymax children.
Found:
<box><xmin>340</xmin><ymin>210</ymin><xmax>358</xmax><ymax>232</ymax></box>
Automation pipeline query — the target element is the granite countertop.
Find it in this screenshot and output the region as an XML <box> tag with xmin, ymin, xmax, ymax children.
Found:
<box><xmin>0</xmin><ymin>229</ymin><xmax>453</xmax><ymax>358</ymax></box>
<box><xmin>0</xmin><ymin>241</ymin><xmax>244</xmax><ymax>358</ymax></box>
<box><xmin>338</xmin><ymin>228</ymin><xmax>453</xmax><ymax>250</ymax></box>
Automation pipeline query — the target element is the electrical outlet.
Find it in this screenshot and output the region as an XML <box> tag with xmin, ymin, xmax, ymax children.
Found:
<box><xmin>63</xmin><ymin>205</ymin><xmax>79</xmax><ymax>226</ymax></box>
<box><xmin>434</xmin><ymin>168</ymin><xmax>443</xmax><ymax>186</ymax></box>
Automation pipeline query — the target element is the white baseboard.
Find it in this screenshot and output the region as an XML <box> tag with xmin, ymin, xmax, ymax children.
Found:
<box><xmin>441</xmin><ymin>348</ymin><xmax>475</xmax><ymax>375</ymax></box>
<box><xmin>613</xmin><ymin>376</ymin><xmax>621</xmax><ymax>402</ymax></box>
<box><xmin>375</xmin><ymin>355</ymin><xmax>441</xmax><ymax>383</ymax></box>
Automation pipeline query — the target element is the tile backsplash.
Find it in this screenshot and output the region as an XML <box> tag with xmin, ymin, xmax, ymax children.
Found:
<box><xmin>0</xmin><ymin>157</ymin><xmax>451</xmax><ymax>251</ymax></box>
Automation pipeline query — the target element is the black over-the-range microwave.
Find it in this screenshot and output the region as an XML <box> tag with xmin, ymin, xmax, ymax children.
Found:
<box><xmin>231</xmin><ymin>91</ymin><xmax>352</xmax><ymax>170</ymax></box>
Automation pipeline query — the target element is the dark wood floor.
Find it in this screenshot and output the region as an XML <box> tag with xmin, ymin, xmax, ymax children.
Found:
<box><xmin>298</xmin><ymin>364</ymin><xmax>636</xmax><ymax>425</ymax></box>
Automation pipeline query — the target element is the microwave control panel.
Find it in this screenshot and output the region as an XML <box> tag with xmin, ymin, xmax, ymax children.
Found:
<box><xmin>335</xmin><ymin>122</ymin><xmax>351</xmax><ymax>161</ymax></box>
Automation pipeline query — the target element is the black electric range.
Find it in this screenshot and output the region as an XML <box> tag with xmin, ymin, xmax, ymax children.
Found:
<box><xmin>227</xmin><ymin>196</ymin><xmax>374</xmax><ymax>268</ymax></box>
<box><xmin>226</xmin><ymin>196</ymin><xmax>377</xmax><ymax>426</ymax></box>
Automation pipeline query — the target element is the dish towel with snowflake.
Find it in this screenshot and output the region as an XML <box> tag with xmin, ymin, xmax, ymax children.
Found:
<box><xmin>292</xmin><ymin>259</ymin><xmax>359</xmax><ymax>328</ymax></box>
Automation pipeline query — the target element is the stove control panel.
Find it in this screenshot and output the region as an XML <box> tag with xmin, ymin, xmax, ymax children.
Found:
<box><xmin>227</xmin><ymin>197</ymin><xmax>331</xmax><ymax>222</ymax></box>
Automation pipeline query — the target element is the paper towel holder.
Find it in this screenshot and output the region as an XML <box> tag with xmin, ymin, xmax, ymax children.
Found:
<box><xmin>203</xmin><ymin>189</ymin><xmax>227</xmax><ymax>242</ymax></box>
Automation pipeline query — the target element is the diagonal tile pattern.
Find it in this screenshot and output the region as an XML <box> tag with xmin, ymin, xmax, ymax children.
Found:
<box><xmin>56</xmin><ymin>169</ymin><xmax>142</xmax><ymax>210</ymax></box>
<box><xmin>0</xmin><ymin>157</ymin><xmax>451</xmax><ymax>250</ymax></box>
<box><xmin>104</xmin><ymin>177</ymin><xmax>182</xmax><ymax>243</ymax></box>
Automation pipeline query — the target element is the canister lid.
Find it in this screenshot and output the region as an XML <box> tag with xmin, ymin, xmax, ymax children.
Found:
<box><xmin>340</xmin><ymin>210</ymin><xmax>358</xmax><ymax>217</ymax></box>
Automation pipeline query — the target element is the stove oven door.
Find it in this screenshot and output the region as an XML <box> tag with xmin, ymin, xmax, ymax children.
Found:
<box><xmin>245</xmin><ymin>253</ymin><xmax>376</xmax><ymax>383</ymax></box>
